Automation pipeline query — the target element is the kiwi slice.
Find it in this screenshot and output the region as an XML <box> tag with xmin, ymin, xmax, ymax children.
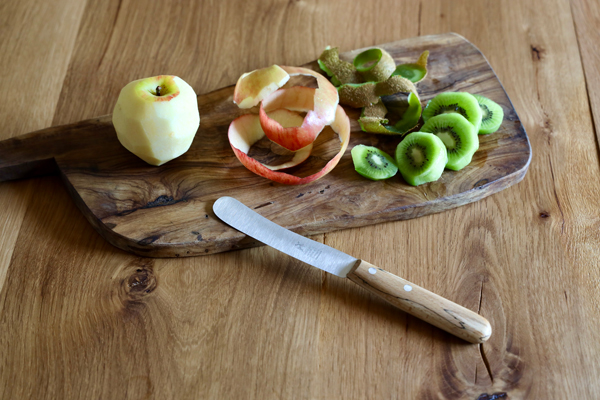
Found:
<box><xmin>422</xmin><ymin>92</ymin><xmax>482</xmax><ymax>133</ymax></box>
<box><xmin>472</xmin><ymin>94</ymin><xmax>503</xmax><ymax>134</ymax></box>
<box><xmin>420</xmin><ymin>113</ymin><xmax>479</xmax><ymax>171</ymax></box>
<box><xmin>351</xmin><ymin>145</ymin><xmax>398</xmax><ymax>181</ymax></box>
<box><xmin>395</xmin><ymin>132</ymin><xmax>447</xmax><ymax>186</ymax></box>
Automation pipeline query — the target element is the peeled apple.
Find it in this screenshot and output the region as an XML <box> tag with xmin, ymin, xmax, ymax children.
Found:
<box><xmin>112</xmin><ymin>75</ymin><xmax>200</xmax><ymax>166</ymax></box>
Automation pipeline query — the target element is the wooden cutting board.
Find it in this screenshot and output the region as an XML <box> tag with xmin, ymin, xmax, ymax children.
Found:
<box><xmin>0</xmin><ymin>33</ymin><xmax>531</xmax><ymax>258</ymax></box>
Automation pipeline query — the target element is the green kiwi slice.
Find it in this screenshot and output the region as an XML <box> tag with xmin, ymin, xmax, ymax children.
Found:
<box><xmin>472</xmin><ymin>94</ymin><xmax>503</xmax><ymax>134</ymax></box>
<box><xmin>351</xmin><ymin>145</ymin><xmax>398</xmax><ymax>180</ymax></box>
<box><xmin>422</xmin><ymin>92</ymin><xmax>482</xmax><ymax>133</ymax></box>
<box><xmin>420</xmin><ymin>114</ymin><xmax>478</xmax><ymax>171</ymax></box>
<box><xmin>395</xmin><ymin>132</ymin><xmax>447</xmax><ymax>186</ymax></box>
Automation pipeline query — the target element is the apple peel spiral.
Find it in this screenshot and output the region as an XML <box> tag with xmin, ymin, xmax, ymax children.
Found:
<box><xmin>229</xmin><ymin>65</ymin><xmax>349</xmax><ymax>185</ymax></box>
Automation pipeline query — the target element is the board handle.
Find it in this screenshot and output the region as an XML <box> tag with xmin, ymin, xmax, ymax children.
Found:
<box><xmin>0</xmin><ymin>115</ymin><xmax>113</xmax><ymax>182</ymax></box>
<box><xmin>347</xmin><ymin>260</ymin><xmax>491</xmax><ymax>343</ymax></box>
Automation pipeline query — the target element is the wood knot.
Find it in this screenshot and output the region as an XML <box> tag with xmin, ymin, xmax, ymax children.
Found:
<box><xmin>145</xmin><ymin>195</ymin><xmax>177</xmax><ymax>208</ymax></box>
<box><xmin>477</xmin><ymin>393</ymin><xmax>507</xmax><ymax>400</ymax></box>
<box><xmin>138</xmin><ymin>234</ymin><xmax>161</xmax><ymax>245</ymax></box>
<box><xmin>254</xmin><ymin>201</ymin><xmax>273</xmax><ymax>209</ymax></box>
<box><xmin>531</xmin><ymin>45</ymin><xmax>545</xmax><ymax>61</ymax></box>
<box><xmin>539</xmin><ymin>211</ymin><xmax>550</xmax><ymax>218</ymax></box>
<box><xmin>123</xmin><ymin>262</ymin><xmax>157</xmax><ymax>301</ymax></box>
<box><xmin>474</xmin><ymin>178</ymin><xmax>490</xmax><ymax>189</ymax></box>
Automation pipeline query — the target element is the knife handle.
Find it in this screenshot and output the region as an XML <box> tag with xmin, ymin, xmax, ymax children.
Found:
<box><xmin>346</xmin><ymin>260</ymin><xmax>491</xmax><ymax>344</ymax></box>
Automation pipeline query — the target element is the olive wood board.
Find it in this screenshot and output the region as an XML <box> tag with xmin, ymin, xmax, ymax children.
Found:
<box><xmin>0</xmin><ymin>33</ymin><xmax>531</xmax><ymax>258</ymax></box>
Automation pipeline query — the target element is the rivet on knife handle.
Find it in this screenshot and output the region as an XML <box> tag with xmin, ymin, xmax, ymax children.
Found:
<box><xmin>347</xmin><ymin>260</ymin><xmax>492</xmax><ymax>344</ymax></box>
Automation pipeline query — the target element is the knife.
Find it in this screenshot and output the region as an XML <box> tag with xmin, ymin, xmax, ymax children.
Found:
<box><xmin>213</xmin><ymin>196</ymin><xmax>491</xmax><ymax>344</ymax></box>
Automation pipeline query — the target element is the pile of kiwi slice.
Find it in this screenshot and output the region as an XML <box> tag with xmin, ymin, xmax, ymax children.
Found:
<box><xmin>420</xmin><ymin>113</ymin><xmax>478</xmax><ymax>171</ymax></box>
<box><xmin>423</xmin><ymin>91</ymin><xmax>505</xmax><ymax>136</ymax></box>
<box><xmin>319</xmin><ymin>45</ymin><xmax>505</xmax><ymax>185</ymax></box>
<box><xmin>350</xmin><ymin>91</ymin><xmax>504</xmax><ymax>185</ymax></box>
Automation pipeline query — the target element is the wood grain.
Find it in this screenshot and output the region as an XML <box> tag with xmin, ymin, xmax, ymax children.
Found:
<box><xmin>0</xmin><ymin>0</ymin><xmax>86</xmax><ymax>293</ymax></box>
<box><xmin>1</xmin><ymin>0</ymin><xmax>600</xmax><ymax>398</ymax></box>
<box><xmin>0</xmin><ymin>34</ymin><xmax>531</xmax><ymax>257</ymax></box>
<box><xmin>571</xmin><ymin>0</ymin><xmax>600</xmax><ymax>146</ymax></box>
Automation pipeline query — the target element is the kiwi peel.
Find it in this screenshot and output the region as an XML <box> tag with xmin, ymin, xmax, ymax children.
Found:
<box><xmin>318</xmin><ymin>47</ymin><xmax>362</xmax><ymax>85</ymax></box>
<box><xmin>420</xmin><ymin>113</ymin><xmax>479</xmax><ymax>170</ymax></box>
<box><xmin>359</xmin><ymin>92</ymin><xmax>422</xmax><ymax>135</ymax></box>
<box><xmin>359</xmin><ymin>101</ymin><xmax>389</xmax><ymax>132</ymax></box>
<box><xmin>395</xmin><ymin>131</ymin><xmax>448</xmax><ymax>186</ymax></box>
<box><xmin>353</xmin><ymin>48</ymin><xmax>396</xmax><ymax>82</ymax></box>
<box><xmin>351</xmin><ymin>144</ymin><xmax>398</xmax><ymax>181</ymax></box>
<box><xmin>319</xmin><ymin>46</ymin><xmax>428</xmax><ymax>132</ymax></box>
<box><xmin>338</xmin><ymin>75</ymin><xmax>418</xmax><ymax>108</ymax></box>
<box><xmin>415</xmin><ymin>50</ymin><xmax>429</xmax><ymax>69</ymax></box>
<box><xmin>472</xmin><ymin>94</ymin><xmax>503</xmax><ymax>134</ymax></box>
<box><xmin>317</xmin><ymin>60</ymin><xmax>342</xmax><ymax>86</ymax></box>
<box><xmin>392</xmin><ymin>51</ymin><xmax>429</xmax><ymax>83</ymax></box>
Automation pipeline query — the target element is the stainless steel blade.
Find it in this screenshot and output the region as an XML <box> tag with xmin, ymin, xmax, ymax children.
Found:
<box><xmin>213</xmin><ymin>197</ymin><xmax>358</xmax><ymax>277</ymax></box>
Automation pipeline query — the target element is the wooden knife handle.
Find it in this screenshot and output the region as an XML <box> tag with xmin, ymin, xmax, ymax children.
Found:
<box><xmin>346</xmin><ymin>260</ymin><xmax>491</xmax><ymax>343</ymax></box>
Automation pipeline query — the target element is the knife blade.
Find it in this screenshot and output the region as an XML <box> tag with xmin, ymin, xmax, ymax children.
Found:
<box><xmin>213</xmin><ymin>196</ymin><xmax>491</xmax><ymax>344</ymax></box>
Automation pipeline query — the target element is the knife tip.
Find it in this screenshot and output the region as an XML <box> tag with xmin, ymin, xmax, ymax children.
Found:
<box><xmin>213</xmin><ymin>196</ymin><xmax>239</xmax><ymax>217</ymax></box>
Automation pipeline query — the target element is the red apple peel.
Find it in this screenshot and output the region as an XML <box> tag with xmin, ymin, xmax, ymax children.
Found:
<box><xmin>229</xmin><ymin>105</ymin><xmax>350</xmax><ymax>185</ymax></box>
<box><xmin>259</xmin><ymin>86</ymin><xmax>318</xmax><ymax>151</ymax></box>
<box><xmin>259</xmin><ymin>66</ymin><xmax>339</xmax><ymax>151</ymax></box>
<box><xmin>229</xmin><ymin>110</ymin><xmax>313</xmax><ymax>172</ymax></box>
<box><xmin>233</xmin><ymin>65</ymin><xmax>290</xmax><ymax>109</ymax></box>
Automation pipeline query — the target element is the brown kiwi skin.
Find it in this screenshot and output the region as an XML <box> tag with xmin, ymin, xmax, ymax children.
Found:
<box><xmin>338</xmin><ymin>76</ymin><xmax>418</xmax><ymax>108</ymax></box>
<box><xmin>319</xmin><ymin>47</ymin><xmax>362</xmax><ymax>84</ymax></box>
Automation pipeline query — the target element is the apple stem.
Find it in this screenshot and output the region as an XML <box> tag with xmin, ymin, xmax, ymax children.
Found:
<box><xmin>156</xmin><ymin>86</ymin><xmax>162</xmax><ymax>96</ymax></box>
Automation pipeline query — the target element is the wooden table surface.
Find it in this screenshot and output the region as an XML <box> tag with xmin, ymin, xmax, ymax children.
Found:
<box><xmin>1</xmin><ymin>0</ymin><xmax>599</xmax><ymax>398</ymax></box>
